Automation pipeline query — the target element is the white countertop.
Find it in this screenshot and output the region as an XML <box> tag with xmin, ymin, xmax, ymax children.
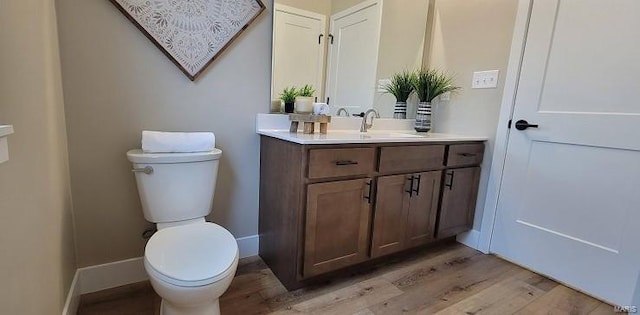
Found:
<box><xmin>255</xmin><ymin>114</ymin><xmax>487</xmax><ymax>144</ymax></box>
<box><xmin>0</xmin><ymin>125</ymin><xmax>14</xmax><ymax>137</ymax></box>
<box><xmin>257</xmin><ymin>129</ymin><xmax>487</xmax><ymax>144</ymax></box>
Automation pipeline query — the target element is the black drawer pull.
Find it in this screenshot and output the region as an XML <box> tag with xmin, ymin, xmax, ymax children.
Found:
<box><xmin>364</xmin><ymin>180</ymin><xmax>373</xmax><ymax>204</ymax></box>
<box><xmin>335</xmin><ymin>160</ymin><xmax>358</xmax><ymax>166</ymax></box>
<box><xmin>405</xmin><ymin>175</ymin><xmax>414</xmax><ymax>197</ymax></box>
<box><xmin>445</xmin><ymin>171</ymin><xmax>455</xmax><ymax>190</ymax></box>
<box><xmin>412</xmin><ymin>174</ymin><xmax>422</xmax><ymax>195</ymax></box>
<box><xmin>457</xmin><ymin>153</ymin><xmax>477</xmax><ymax>157</ymax></box>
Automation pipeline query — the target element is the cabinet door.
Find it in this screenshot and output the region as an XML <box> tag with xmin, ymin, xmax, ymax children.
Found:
<box><xmin>437</xmin><ymin>167</ymin><xmax>481</xmax><ymax>238</ymax></box>
<box><xmin>304</xmin><ymin>178</ymin><xmax>373</xmax><ymax>277</ymax></box>
<box><xmin>371</xmin><ymin>174</ymin><xmax>411</xmax><ymax>257</ymax></box>
<box><xmin>406</xmin><ymin>171</ymin><xmax>442</xmax><ymax>247</ymax></box>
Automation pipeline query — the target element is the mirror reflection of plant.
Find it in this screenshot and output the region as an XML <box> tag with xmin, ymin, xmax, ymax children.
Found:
<box><xmin>280</xmin><ymin>86</ymin><xmax>298</xmax><ymax>103</ymax></box>
<box><xmin>382</xmin><ymin>70</ymin><xmax>415</xmax><ymax>102</ymax></box>
<box><xmin>412</xmin><ymin>69</ymin><xmax>460</xmax><ymax>103</ymax></box>
<box><xmin>298</xmin><ymin>84</ymin><xmax>316</xmax><ymax>97</ymax></box>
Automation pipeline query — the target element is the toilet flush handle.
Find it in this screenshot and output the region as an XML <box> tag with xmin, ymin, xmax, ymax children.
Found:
<box><xmin>132</xmin><ymin>166</ymin><xmax>154</xmax><ymax>175</ymax></box>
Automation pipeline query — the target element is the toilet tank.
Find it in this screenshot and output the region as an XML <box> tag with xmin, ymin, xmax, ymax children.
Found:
<box><xmin>126</xmin><ymin>149</ymin><xmax>222</xmax><ymax>223</ymax></box>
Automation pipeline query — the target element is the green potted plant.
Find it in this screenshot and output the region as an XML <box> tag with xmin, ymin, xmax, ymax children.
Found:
<box><xmin>411</xmin><ymin>69</ymin><xmax>460</xmax><ymax>132</ymax></box>
<box><xmin>295</xmin><ymin>84</ymin><xmax>316</xmax><ymax>113</ymax></box>
<box><xmin>382</xmin><ymin>70</ymin><xmax>415</xmax><ymax>119</ymax></box>
<box><xmin>280</xmin><ymin>86</ymin><xmax>298</xmax><ymax>113</ymax></box>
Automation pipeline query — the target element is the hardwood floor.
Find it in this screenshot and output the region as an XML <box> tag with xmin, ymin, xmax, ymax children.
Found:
<box><xmin>77</xmin><ymin>242</ymin><xmax>617</xmax><ymax>315</ymax></box>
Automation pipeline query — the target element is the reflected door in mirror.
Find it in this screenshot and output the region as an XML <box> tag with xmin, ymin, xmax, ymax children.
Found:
<box><xmin>326</xmin><ymin>1</ymin><xmax>381</xmax><ymax>115</ymax></box>
<box><xmin>273</xmin><ymin>4</ymin><xmax>326</xmax><ymax>100</ymax></box>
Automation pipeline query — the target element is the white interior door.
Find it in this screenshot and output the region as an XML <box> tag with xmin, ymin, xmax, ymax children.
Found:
<box><xmin>491</xmin><ymin>0</ymin><xmax>640</xmax><ymax>306</ymax></box>
<box><xmin>326</xmin><ymin>0</ymin><xmax>380</xmax><ymax>115</ymax></box>
<box><xmin>272</xmin><ymin>4</ymin><xmax>326</xmax><ymax>99</ymax></box>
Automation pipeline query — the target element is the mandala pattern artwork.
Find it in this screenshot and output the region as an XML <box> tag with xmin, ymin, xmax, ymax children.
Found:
<box><xmin>113</xmin><ymin>0</ymin><xmax>264</xmax><ymax>80</ymax></box>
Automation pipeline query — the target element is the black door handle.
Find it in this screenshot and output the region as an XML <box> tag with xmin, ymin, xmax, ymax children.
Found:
<box><xmin>515</xmin><ymin>120</ymin><xmax>539</xmax><ymax>131</ymax></box>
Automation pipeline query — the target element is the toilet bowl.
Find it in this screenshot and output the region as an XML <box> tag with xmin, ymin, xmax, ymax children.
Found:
<box><xmin>144</xmin><ymin>221</ymin><xmax>239</xmax><ymax>315</ymax></box>
<box><xmin>126</xmin><ymin>148</ymin><xmax>237</xmax><ymax>314</ymax></box>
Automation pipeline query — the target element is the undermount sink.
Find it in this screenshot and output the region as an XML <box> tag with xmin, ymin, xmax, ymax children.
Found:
<box><xmin>327</xmin><ymin>130</ymin><xmax>423</xmax><ymax>139</ymax></box>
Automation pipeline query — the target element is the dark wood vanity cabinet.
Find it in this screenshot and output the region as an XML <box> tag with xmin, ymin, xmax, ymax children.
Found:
<box><xmin>437</xmin><ymin>167</ymin><xmax>481</xmax><ymax>238</ymax></box>
<box><xmin>304</xmin><ymin>178</ymin><xmax>373</xmax><ymax>277</ymax></box>
<box><xmin>258</xmin><ymin>136</ymin><xmax>484</xmax><ymax>290</ymax></box>
<box><xmin>371</xmin><ymin>171</ymin><xmax>441</xmax><ymax>257</ymax></box>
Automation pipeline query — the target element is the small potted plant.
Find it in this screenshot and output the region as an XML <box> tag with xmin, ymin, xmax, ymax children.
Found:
<box><xmin>295</xmin><ymin>84</ymin><xmax>315</xmax><ymax>114</ymax></box>
<box><xmin>382</xmin><ymin>70</ymin><xmax>415</xmax><ymax>119</ymax></box>
<box><xmin>280</xmin><ymin>87</ymin><xmax>298</xmax><ymax>113</ymax></box>
<box><xmin>411</xmin><ymin>69</ymin><xmax>459</xmax><ymax>132</ymax></box>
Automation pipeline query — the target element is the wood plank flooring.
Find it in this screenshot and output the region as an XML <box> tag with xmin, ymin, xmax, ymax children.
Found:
<box><xmin>77</xmin><ymin>242</ymin><xmax>618</xmax><ymax>315</ymax></box>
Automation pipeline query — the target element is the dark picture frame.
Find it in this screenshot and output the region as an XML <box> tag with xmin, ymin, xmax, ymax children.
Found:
<box><xmin>109</xmin><ymin>0</ymin><xmax>266</xmax><ymax>81</ymax></box>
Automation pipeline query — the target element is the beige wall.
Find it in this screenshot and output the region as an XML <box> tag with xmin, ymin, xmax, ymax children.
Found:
<box><xmin>55</xmin><ymin>0</ymin><xmax>273</xmax><ymax>267</ymax></box>
<box><xmin>426</xmin><ymin>0</ymin><xmax>518</xmax><ymax>230</ymax></box>
<box><xmin>0</xmin><ymin>0</ymin><xmax>77</xmax><ymax>313</ymax></box>
<box><xmin>331</xmin><ymin>0</ymin><xmax>366</xmax><ymax>14</ymax></box>
<box><xmin>277</xmin><ymin>0</ymin><xmax>331</xmax><ymax>15</ymax></box>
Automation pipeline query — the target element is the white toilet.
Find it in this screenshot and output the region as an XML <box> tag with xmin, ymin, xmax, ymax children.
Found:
<box><xmin>126</xmin><ymin>148</ymin><xmax>239</xmax><ymax>315</ymax></box>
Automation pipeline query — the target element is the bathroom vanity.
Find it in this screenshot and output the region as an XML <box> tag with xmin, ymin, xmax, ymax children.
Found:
<box><xmin>257</xmin><ymin>123</ymin><xmax>485</xmax><ymax>290</ymax></box>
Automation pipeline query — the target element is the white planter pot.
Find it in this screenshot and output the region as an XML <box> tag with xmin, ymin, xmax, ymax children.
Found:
<box><xmin>295</xmin><ymin>96</ymin><xmax>314</xmax><ymax>114</ymax></box>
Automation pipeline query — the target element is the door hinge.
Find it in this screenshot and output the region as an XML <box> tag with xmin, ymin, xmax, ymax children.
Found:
<box><xmin>508</xmin><ymin>119</ymin><xmax>512</xmax><ymax>129</ymax></box>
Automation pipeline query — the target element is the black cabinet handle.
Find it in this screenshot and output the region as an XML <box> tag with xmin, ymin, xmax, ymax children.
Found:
<box><xmin>364</xmin><ymin>180</ymin><xmax>373</xmax><ymax>204</ymax></box>
<box><xmin>335</xmin><ymin>160</ymin><xmax>358</xmax><ymax>166</ymax></box>
<box><xmin>405</xmin><ymin>175</ymin><xmax>414</xmax><ymax>197</ymax></box>
<box><xmin>457</xmin><ymin>153</ymin><xmax>476</xmax><ymax>157</ymax></box>
<box><xmin>445</xmin><ymin>171</ymin><xmax>455</xmax><ymax>190</ymax></box>
<box><xmin>412</xmin><ymin>174</ymin><xmax>421</xmax><ymax>195</ymax></box>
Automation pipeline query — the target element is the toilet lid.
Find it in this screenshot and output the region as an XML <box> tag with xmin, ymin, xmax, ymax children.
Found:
<box><xmin>145</xmin><ymin>223</ymin><xmax>238</xmax><ymax>286</ymax></box>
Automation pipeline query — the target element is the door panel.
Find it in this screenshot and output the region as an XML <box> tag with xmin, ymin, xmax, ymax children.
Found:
<box><xmin>371</xmin><ymin>174</ymin><xmax>411</xmax><ymax>257</ymax></box>
<box><xmin>491</xmin><ymin>0</ymin><xmax>640</xmax><ymax>305</ymax></box>
<box><xmin>326</xmin><ymin>2</ymin><xmax>380</xmax><ymax>114</ymax></box>
<box><xmin>304</xmin><ymin>178</ymin><xmax>372</xmax><ymax>277</ymax></box>
<box><xmin>273</xmin><ymin>5</ymin><xmax>326</xmax><ymax>99</ymax></box>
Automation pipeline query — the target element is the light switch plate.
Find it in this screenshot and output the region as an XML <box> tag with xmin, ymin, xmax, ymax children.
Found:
<box><xmin>472</xmin><ymin>70</ymin><xmax>499</xmax><ymax>89</ymax></box>
<box><xmin>377</xmin><ymin>79</ymin><xmax>391</xmax><ymax>93</ymax></box>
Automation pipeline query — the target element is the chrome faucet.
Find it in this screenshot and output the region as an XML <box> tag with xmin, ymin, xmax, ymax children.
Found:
<box><xmin>336</xmin><ymin>107</ymin><xmax>350</xmax><ymax>117</ymax></box>
<box><xmin>354</xmin><ymin>109</ymin><xmax>380</xmax><ymax>132</ymax></box>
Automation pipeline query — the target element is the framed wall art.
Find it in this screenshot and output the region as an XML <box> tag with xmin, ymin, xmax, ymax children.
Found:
<box><xmin>109</xmin><ymin>0</ymin><xmax>266</xmax><ymax>81</ymax></box>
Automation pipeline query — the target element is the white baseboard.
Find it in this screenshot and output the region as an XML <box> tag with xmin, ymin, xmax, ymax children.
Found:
<box><xmin>62</xmin><ymin>234</ymin><xmax>260</xmax><ymax>309</ymax></box>
<box><xmin>236</xmin><ymin>234</ymin><xmax>259</xmax><ymax>258</ymax></box>
<box><xmin>62</xmin><ymin>270</ymin><xmax>80</xmax><ymax>315</ymax></box>
<box><xmin>456</xmin><ymin>229</ymin><xmax>481</xmax><ymax>250</ymax></box>
<box><xmin>79</xmin><ymin>257</ymin><xmax>149</xmax><ymax>295</ymax></box>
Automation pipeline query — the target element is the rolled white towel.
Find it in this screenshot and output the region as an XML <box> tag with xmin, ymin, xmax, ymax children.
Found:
<box><xmin>141</xmin><ymin>130</ymin><xmax>216</xmax><ymax>153</ymax></box>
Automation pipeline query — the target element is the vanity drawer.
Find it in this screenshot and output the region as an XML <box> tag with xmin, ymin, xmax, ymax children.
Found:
<box><xmin>308</xmin><ymin>148</ymin><xmax>375</xmax><ymax>179</ymax></box>
<box><xmin>379</xmin><ymin>145</ymin><xmax>445</xmax><ymax>173</ymax></box>
<box><xmin>446</xmin><ymin>143</ymin><xmax>484</xmax><ymax>167</ymax></box>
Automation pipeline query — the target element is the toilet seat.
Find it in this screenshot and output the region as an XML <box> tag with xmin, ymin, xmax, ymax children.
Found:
<box><xmin>145</xmin><ymin>222</ymin><xmax>238</xmax><ymax>287</ymax></box>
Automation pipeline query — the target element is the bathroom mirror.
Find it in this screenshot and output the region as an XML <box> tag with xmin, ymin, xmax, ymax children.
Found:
<box><xmin>270</xmin><ymin>0</ymin><xmax>431</xmax><ymax>118</ymax></box>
